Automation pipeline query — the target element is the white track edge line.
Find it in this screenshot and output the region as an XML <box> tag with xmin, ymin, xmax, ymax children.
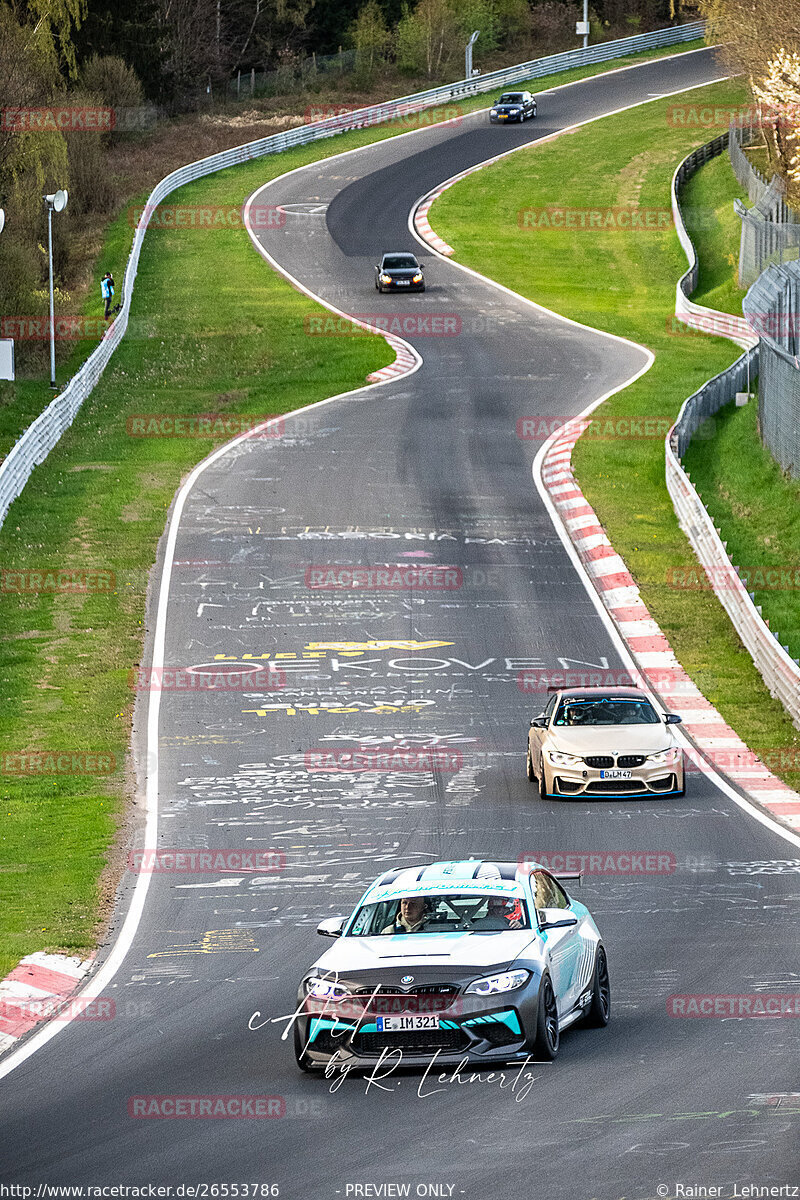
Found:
<box><xmin>0</xmin><ymin>48</ymin><xmax>731</xmax><ymax>1081</ymax></box>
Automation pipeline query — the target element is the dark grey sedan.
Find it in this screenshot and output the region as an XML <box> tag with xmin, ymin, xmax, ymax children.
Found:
<box><xmin>375</xmin><ymin>252</ymin><xmax>425</xmax><ymax>293</ymax></box>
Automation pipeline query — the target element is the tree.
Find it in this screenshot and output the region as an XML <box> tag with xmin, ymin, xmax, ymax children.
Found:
<box><xmin>396</xmin><ymin>0</ymin><xmax>459</xmax><ymax>77</ymax></box>
<box><xmin>752</xmin><ymin>49</ymin><xmax>800</xmax><ymax>199</ymax></box>
<box><xmin>74</xmin><ymin>0</ymin><xmax>165</xmax><ymax>100</ymax></box>
<box><xmin>350</xmin><ymin>0</ymin><xmax>390</xmax><ymax>81</ymax></box>
<box><xmin>696</xmin><ymin>0</ymin><xmax>800</xmax><ymax>85</ymax></box>
<box><xmin>25</xmin><ymin>0</ymin><xmax>87</xmax><ymax>76</ymax></box>
<box><xmin>452</xmin><ymin>0</ymin><xmax>500</xmax><ymax>58</ymax></box>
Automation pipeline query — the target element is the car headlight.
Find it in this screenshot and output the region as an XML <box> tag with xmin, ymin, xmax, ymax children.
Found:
<box><xmin>305</xmin><ymin>976</ymin><xmax>350</xmax><ymax>1001</ymax></box>
<box><xmin>509</xmin><ymin>108</ymin><xmax>520</xmax><ymax>113</ymax></box>
<box><xmin>545</xmin><ymin>749</ymin><xmax>582</xmax><ymax>767</ymax></box>
<box><xmin>466</xmin><ymin>969</ymin><xmax>530</xmax><ymax>996</ymax></box>
<box><xmin>490</xmin><ymin>108</ymin><xmax>497</xmax><ymax>114</ymax></box>
<box><xmin>647</xmin><ymin>747</ymin><xmax>681</xmax><ymax>765</ymax></box>
<box><xmin>379</xmin><ymin>273</ymin><xmax>392</xmax><ymax>283</ymax></box>
<box><xmin>412</xmin><ymin>273</ymin><xmax>423</xmax><ymax>283</ymax></box>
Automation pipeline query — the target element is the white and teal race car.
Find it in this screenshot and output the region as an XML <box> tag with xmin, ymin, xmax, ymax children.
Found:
<box><xmin>294</xmin><ymin>859</ymin><xmax>609</xmax><ymax>1071</ymax></box>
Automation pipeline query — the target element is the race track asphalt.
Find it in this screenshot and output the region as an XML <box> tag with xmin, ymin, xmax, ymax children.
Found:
<box><xmin>2</xmin><ymin>47</ymin><xmax>799</xmax><ymax>1200</ymax></box>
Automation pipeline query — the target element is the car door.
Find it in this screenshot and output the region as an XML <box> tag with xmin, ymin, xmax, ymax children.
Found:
<box><xmin>533</xmin><ymin>871</ymin><xmax>584</xmax><ymax>1016</ymax></box>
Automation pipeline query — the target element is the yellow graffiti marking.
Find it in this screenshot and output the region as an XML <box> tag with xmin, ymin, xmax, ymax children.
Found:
<box><xmin>242</xmin><ymin>702</ymin><xmax>435</xmax><ymax>717</ymax></box>
<box><xmin>147</xmin><ymin>930</ymin><xmax>260</xmax><ymax>958</ymax></box>
<box><xmin>307</xmin><ymin>641</ymin><xmax>454</xmax><ymax>651</ymax></box>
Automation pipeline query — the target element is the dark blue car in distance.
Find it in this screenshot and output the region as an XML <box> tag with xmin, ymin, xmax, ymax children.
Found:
<box><xmin>490</xmin><ymin>91</ymin><xmax>537</xmax><ymax>123</ymax></box>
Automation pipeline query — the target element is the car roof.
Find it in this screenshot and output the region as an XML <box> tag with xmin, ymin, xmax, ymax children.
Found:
<box><xmin>556</xmin><ymin>686</ymin><xmax>651</xmax><ymax>699</ymax></box>
<box><xmin>382</xmin><ymin>251</ymin><xmax>418</xmax><ymax>259</ymax></box>
<box><xmin>363</xmin><ymin>860</ymin><xmax>530</xmax><ymax>901</ymax></box>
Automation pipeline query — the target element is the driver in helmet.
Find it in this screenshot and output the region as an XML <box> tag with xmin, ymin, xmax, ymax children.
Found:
<box><xmin>472</xmin><ymin>896</ymin><xmax>523</xmax><ymax>931</ymax></box>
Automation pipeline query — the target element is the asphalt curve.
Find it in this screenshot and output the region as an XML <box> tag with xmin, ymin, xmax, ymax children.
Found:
<box><xmin>2</xmin><ymin>47</ymin><xmax>799</xmax><ymax>1200</ymax></box>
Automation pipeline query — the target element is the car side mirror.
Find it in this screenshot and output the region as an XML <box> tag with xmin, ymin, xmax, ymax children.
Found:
<box><xmin>530</xmin><ymin>715</ymin><xmax>547</xmax><ymax>728</ymax></box>
<box><xmin>538</xmin><ymin>908</ymin><xmax>578</xmax><ymax>931</ymax></box>
<box><xmin>317</xmin><ymin>916</ymin><xmax>345</xmax><ymax>938</ymax></box>
<box><xmin>664</xmin><ymin>713</ymin><xmax>682</xmax><ymax>725</ymax></box>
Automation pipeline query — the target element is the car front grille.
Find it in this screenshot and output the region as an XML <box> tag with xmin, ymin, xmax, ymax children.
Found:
<box><xmin>618</xmin><ymin>755</ymin><xmax>646</xmax><ymax>768</ymax></box>
<box><xmin>353</xmin><ymin>1029</ymin><xmax>468</xmax><ymax>1056</ymax></box>
<box><xmin>353</xmin><ymin>984</ymin><xmax>459</xmax><ymax>1013</ymax></box>
<box><xmin>584</xmin><ymin>755</ymin><xmax>614</xmax><ymax>768</ymax></box>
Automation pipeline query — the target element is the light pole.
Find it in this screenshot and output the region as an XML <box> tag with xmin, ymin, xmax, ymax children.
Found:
<box><xmin>43</xmin><ymin>189</ymin><xmax>68</xmax><ymax>390</ymax></box>
<box><xmin>465</xmin><ymin>30</ymin><xmax>480</xmax><ymax>80</ymax></box>
<box><xmin>576</xmin><ymin>0</ymin><xmax>590</xmax><ymax>49</ymax></box>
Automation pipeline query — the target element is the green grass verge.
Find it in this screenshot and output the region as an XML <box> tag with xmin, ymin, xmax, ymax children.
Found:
<box><xmin>0</xmin><ymin>38</ymin><xmax>714</xmax><ymax>981</ymax></box>
<box><xmin>431</xmin><ymin>76</ymin><xmax>800</xmax><ymax>791</ymax></box>
<box><xmin>681</xmin><ymin>152</ymin><xmax>748</xmax><ymax>315</ymax></box>
<box><xmin>684</xmin><ymin>400</ymin><xmax>800</xmax><ymax>662</ymax></box>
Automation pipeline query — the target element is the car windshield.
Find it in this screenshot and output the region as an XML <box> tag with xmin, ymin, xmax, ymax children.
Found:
<box><xmin>554</xmin><ymin>697</ymin><xmax>660</xmax><ymax>726</ymax></box>
<box><xmin>348</xmin><ymin>891</ymin><xmax>530</xmax><ymax>935</ymax></box>
<box><xmin>383</xmin><ymin>255</ymin><xmax>418</xmax><ymax>270</ymax></box>
<box><xmin>498</xmin><ymin>94</ymin><xmax>523</xmax><ymax>103</ymax></box>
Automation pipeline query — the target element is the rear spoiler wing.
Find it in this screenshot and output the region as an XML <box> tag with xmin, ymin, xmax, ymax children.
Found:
<box><xmin>553</xmin><ymin>871</ymin><xmax>583</xmax><ymax>885</ymax></box>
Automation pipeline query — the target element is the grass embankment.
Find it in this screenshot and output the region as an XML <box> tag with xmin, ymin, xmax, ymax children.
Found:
<box><xmin>0</xmin><ymin>40</ymin><xmax>713</xmax><ymax>981</ymax></box>
<box><xmin>431</xmin><ymin>77</ymin><xmax>800</xmax><ymax>791</ymax></box>
<box><xmin>679</xmin><ymin>151</ymin><xmax>800</xmax><ymax>662</ymax></box>
<box><xmin>1</xmin><ymin>37</ymin><xmax>707</xmax><ymax>457</ymax></box>
<box><xmin>681</xmin><ymin>152</ymin><xmax>748</xmax><ymax>314</ymax></box>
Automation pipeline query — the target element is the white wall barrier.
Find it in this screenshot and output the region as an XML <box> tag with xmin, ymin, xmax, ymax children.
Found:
<box><xmin>667</xmin><ymin>138</ymin><xmax>800</xmax><ymax>729</ymax></box>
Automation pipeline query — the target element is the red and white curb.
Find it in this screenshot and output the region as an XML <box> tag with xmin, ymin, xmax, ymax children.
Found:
<box><xmin>540</xmin><ymin>426</ymin><xmax>800</xmax><ymax>828</ymax></box>
<box><xmin>366</xmin><ymin>333</ymin><xmax>419</xmax><ymax>382</ymax></box>
<box><xmin>413</xmin><ymin>93</ymin><xmax>799</xmax><ymax>829</ymax></box>
<box><xmin>0</xmin><ymin>952</ymin><xmax>93</xmax><ymax>1053</ymax></box>
<box><xmin>415</xmin><ymin>193</ymin><xmax>455</xmax><ymax>256</ymax></box>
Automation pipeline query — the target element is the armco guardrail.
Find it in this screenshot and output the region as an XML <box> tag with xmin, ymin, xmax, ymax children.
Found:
<box><xmin>0</xmin><ymin>20</ymin><xmax>704</xmax><ymax>528</ymax></box>
<box><xmin>671</xmin><ymin>131</ymin><xmax>757</xmax><ymax>350</ymax></box>
<box><xmin>667</xmin><ymin>138</ymin><xmax>800</xmax><ymax>730</ymax></box>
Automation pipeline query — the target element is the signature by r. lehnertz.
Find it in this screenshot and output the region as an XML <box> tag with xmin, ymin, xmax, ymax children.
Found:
<box><xmin>248</xmin><ymin>1002</ymin><xmax>543</xmax><ymax>1100</ymax></box>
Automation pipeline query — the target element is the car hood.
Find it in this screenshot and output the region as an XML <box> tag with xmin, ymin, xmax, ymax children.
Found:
<box><xmin>381</xmin><ymin>267</ymin><xmax>420</xmax><ymax>277</ymax></box>
<box><xmin>312</xmin><ymin>931</ymin><xmax>537</xmax><ymax>976</ymax></box>
<box><xmin>548</xmin><ymin>725</ymin><xmax>674</xmax><ymax>754</ymax></box>
<box><xmin>494</xmin><ymin>103</ymin><xmax>521</xmax><ymax>110</ymax></box>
